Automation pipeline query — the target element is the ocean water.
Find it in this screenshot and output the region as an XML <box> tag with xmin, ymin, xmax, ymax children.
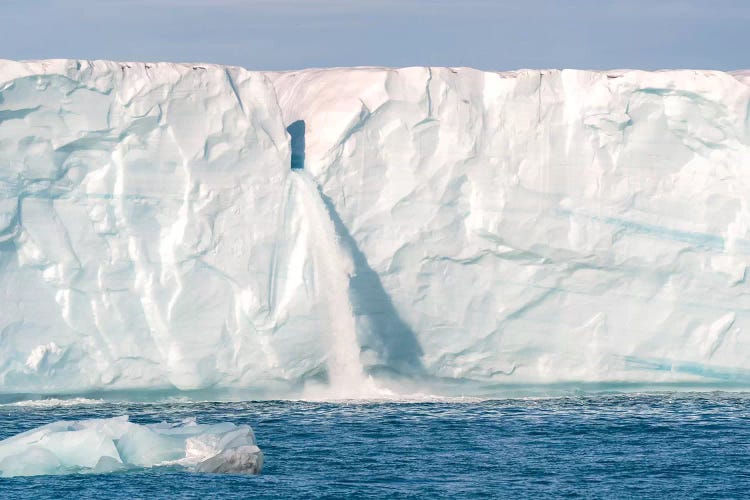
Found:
<box><xmin>1</xmin><ymin>393</ymin><xmax>750</xmax><ymax>498</ymax></box>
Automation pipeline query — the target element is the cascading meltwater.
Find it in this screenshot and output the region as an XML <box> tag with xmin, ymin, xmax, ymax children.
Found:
<box><xmin>290</xmin><ymin>170</ymin><xmax>383</xmax><ymax>398</ymax></box>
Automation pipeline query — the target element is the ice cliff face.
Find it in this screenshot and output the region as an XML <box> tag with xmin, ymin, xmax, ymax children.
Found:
<box><xmin>1</xmin><ymin>59</ymin><xmax>749</xmax><ymax>397</ymax></box>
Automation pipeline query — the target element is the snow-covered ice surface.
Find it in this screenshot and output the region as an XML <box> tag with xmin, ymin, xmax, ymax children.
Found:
<box><xmin>1</xmin><ymin>59</ymin><xmax>750</xmax><ymax>398</ymax></box>
<box><xmin>0</xmin><ymin>416</ymin><xmax>262</xmax><ymax>477</ymax></box>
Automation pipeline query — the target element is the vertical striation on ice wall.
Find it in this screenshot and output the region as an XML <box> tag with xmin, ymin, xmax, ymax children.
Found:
<box><xmin>0</xmin><ymin>59</ymin><xmax>315</xmax><ymax>393</ymax></box>
<box><xmin>1</xmin><ymin>59</ymin><xmax>749</xmax><ymax>396</ymax></box>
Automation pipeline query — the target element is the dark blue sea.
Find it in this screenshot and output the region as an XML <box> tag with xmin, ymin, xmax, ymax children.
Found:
<box><xmin>1</xmin><ymin>393</ymin><xmax>750</xmax><ymax>498</ymax></box>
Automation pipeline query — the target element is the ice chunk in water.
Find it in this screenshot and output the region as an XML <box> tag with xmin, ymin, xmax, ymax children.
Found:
<box><xmin>195</xmin><ymin>445</ymin><xmax>265</xmax><ymax>474</ymax></box>
<box><xmin>0</xmin><ymin>416</ymin><xmax>263</xmax><ymax>477</ymax></box>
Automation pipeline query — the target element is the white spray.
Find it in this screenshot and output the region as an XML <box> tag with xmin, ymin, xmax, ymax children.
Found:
<box><xmin>290</xmin><ymin>171</ymin><xmax>383</xmax><ymax>398</ymax></box>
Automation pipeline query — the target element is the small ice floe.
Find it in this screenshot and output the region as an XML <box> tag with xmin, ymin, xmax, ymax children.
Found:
<box><xmin>0</xmin><ymin>416</ymin><xmax>263</xmax><ymax>477</ymax></box>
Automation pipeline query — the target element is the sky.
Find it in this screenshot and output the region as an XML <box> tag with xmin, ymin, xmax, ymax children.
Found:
<box><xmin>1</xmin><ymin>0</ymin><xmax>748</xmax><ymax>71</ymax></box>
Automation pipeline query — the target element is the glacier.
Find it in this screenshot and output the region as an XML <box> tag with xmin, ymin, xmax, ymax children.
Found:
<box><xmin>0</xmin><ymin>416</ymin><xmax>263</xmax><ymax>477</ymax></box>
<box><xmin>1</xmin><ymin>59</ymin><xmax>750</xmax><ymax>398</ymax></box>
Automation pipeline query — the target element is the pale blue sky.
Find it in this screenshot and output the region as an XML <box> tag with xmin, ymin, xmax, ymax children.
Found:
<box><xmin>2</xmin><ymin>0</ymin><xmax>748</xmax><ymax>71</ymax></box>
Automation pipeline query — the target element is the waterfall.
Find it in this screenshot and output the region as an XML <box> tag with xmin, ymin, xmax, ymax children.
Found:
<box><xmin>290</xmin><ymin>171</ymin><xmax>382</xmax><ymax>398</ymax></box>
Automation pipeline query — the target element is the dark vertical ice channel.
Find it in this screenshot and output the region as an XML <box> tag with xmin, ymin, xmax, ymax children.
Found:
<box><xmin>287</xmin><ymin>120</ymin><xmax>305</xmax><ymax>170</ymax></box>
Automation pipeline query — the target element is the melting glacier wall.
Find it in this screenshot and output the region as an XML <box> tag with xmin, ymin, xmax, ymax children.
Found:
<box><xmin>1</xmin><ymin>60</ymin><xmax>750</xmax><ymax>397</ymax></box>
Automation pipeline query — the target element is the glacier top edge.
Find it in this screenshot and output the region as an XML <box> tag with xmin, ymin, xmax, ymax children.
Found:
<box><xmin>1</xmin><ymin>58</ymin><xmax>748</xmax><ymax>86</ymax></box>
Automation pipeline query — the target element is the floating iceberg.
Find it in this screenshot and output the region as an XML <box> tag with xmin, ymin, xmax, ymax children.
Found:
<box><xmin>0</xmin><ymin>59</ymin><xmax>749</xmax><ymax>397</ymax></box>
<box><xmin>0</xmin><ymin>416</ymin><xmax>263</xmax><ymax>477</ymax></box>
